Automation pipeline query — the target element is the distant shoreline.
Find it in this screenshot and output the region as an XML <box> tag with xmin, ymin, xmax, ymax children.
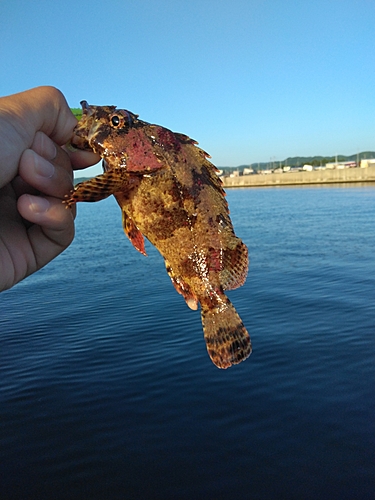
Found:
<box><xmin>74</xmin><ymin>166</ymin><xmax>375</xmax><ymax>189</ymax></box>
<box><xmin>222</xmin><ymin>165</ymin><xmax>375</xmax><ymax>188</ymax></box>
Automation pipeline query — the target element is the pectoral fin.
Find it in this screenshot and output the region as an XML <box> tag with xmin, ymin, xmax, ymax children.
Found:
<box><xmin>64</xmin><ymin>168</ymin><xmax>128</xmax><ymax>207</ymax></box>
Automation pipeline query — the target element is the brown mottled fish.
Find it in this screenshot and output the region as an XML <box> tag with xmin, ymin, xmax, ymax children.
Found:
<box><xmin>65</xmin><ymin>101</ymin><xmax>251</xmax><ymax>368</ymax></box>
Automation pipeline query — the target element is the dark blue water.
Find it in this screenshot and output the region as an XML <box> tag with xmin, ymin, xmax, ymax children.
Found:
<box><xmin>1</xmin><ymin>186</ymin><xmax>374</xmax><ymax>500</ymax></box>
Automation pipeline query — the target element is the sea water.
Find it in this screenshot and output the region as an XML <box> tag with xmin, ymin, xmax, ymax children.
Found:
<box><xmin>1</xmin><ymin>186</ymin><xmax>374</xmax><ymax>499</ymax></box>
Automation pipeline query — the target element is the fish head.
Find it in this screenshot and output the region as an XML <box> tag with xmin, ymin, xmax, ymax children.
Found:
<box><xmin>71</xmin><ymin>101</ymin><xmax>139</xmax><ymax>158</ymax></box>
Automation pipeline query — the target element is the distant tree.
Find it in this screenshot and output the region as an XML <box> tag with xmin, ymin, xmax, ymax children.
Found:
<box><xmin>311</xmin><ymin>158</ymin><xmax>321</xmax><ymax>166</ymax></box>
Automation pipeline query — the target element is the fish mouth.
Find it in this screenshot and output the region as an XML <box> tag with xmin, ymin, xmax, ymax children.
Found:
<box><xmin>71</xmin><ymin>101</ymin><xmax>101</xmax><ymax>151</ymax></box>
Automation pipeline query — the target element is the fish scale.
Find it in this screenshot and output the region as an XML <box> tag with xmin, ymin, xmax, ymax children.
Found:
<box><xmin>65</xmin><ymin>101</ymin><xmax>251</xmax><ymax>368</ymax></box>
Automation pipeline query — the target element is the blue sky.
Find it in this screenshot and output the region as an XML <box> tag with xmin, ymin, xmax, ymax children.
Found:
<box><xmin>1</xmin><ymin>0</ymin><xmax>374</xmax><ymax>176</ymax></box>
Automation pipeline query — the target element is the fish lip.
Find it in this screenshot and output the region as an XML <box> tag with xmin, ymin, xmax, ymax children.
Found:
<box><xmin>71</xmin><ymin>127</ymin><xmax>90</xmax><ymax>150</ymax></box>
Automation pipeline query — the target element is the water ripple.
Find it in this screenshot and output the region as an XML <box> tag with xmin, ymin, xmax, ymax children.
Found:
<box><xmin>1</xmin><ymin>187</ymin><xmax>375</xmax><ymax>499</ymax></box>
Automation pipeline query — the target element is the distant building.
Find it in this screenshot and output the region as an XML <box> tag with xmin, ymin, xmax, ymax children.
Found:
<box><xmin>302</xmin><ymin>164</ymin><xmax>313</xmax><ymax>171</ymax></box>
<box><xmin>360</xmin><ymin>159</ymin><xmax>375</xmax><ymax>168</ymax></box>
<box><xmin>325</xmin><ymin>161</ymin><xmax>356</xmax><ymax>169</ymax></box>
<box><xmin>229</xmin><ymin>170</ymin><xmax>240</xmax><ymax>177</ymax></box>
<box><xmin>243</xmin><ymin>167</ymin><xmax>254</xmax><ymax>175</ymax></box>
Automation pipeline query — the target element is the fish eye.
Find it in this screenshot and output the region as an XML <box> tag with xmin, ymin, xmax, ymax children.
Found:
<box><xmin>111</xmin><ymin>115</ymin><xmax>121</xmax><ymax>127</ymax></box>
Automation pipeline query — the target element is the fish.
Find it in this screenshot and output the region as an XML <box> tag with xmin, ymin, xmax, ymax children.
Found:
<box><xmin>65</xmin><ymin>101</ymin><xmax>251</xmax><ymax>368</ymax></box>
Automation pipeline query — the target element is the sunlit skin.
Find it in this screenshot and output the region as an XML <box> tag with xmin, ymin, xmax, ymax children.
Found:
<box><xmin>0</xmin><ymin>86</ymin><xmax>100</xmax><ymax>292</ymax></box>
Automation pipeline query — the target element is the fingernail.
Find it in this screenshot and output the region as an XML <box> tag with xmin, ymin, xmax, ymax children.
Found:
<box><xmin>34</xmin><ymin>154</ymin><xmax>55</xmax><ymax>178</ymax></box>
<box><xmin>34</xmin><ymin>131</ymin><xmax>57</xmax><ymax>161</ymax></box>
<box><xmin>42</xmin><ymin>137</ymin><xmax>57</xmax><ymax>161</ymax></box>
<box><xmin>28</xmin><ymin>195</ymin><xmax>50</xmax><ymax>214</ymax></box>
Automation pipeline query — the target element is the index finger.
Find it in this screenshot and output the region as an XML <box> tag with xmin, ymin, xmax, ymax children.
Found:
<box><xmin>64</xmin><ymin>144</ymin><xmax>101</xmax><ymax>170</ymax></box>
<box><xmin>10</xmin><ymin>86</ymin><xmax>77</xmax><ymax>146</ymax></box>
<box><xmin>0</xmin><ymin>86</ymin><xmax>77</xmax><ymax>187</ymax></box>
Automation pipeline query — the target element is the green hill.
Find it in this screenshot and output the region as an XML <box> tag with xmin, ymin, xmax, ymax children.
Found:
<box><xmin>220</xmin><ymin>151</ymin><xmax>375</xmax><ymax>172</ymax></box>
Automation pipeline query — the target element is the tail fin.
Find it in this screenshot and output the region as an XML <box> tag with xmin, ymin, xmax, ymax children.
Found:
<box><xmin>201</xmin><ymin>298</ymin><xmax>251</xmax><ymax>369</ymax></box>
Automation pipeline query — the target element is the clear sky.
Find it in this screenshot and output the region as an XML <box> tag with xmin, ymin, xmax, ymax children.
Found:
<box><xmin>1</xmin><ymin>0</ymin><xmax>374</xmax><ymax>176</ymax></box>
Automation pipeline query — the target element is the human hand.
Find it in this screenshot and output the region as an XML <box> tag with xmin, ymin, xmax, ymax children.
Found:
<box><xmin>0</xmin><ymin>86</ymin><xmax>100</xmax><ymax>291</ymax></box>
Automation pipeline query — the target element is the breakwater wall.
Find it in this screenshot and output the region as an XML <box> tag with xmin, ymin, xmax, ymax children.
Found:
<box><xmin>222</xmin><ymin>166</ymin><xmax>375</xmax><ymax>188</ymax></box>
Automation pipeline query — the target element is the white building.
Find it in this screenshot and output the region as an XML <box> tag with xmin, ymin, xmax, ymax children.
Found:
<box><xmin>302</xmin><ymin>164</ymin><xmax>313</xmax><ymax>171</ymax></box>
<box><xmin>243</xmin><ymin>167</ymin><xmax>254</xmax><ymax>175</ymax></box>
<box><xmin>229</xmin><ymin>170</ymin><xmax>240</xmax><ymax>177</ymax></box>
<box><xmin>360</xmin><ymin>159</ymin><xmax>375</xmax><ymax>168</ymax></box>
